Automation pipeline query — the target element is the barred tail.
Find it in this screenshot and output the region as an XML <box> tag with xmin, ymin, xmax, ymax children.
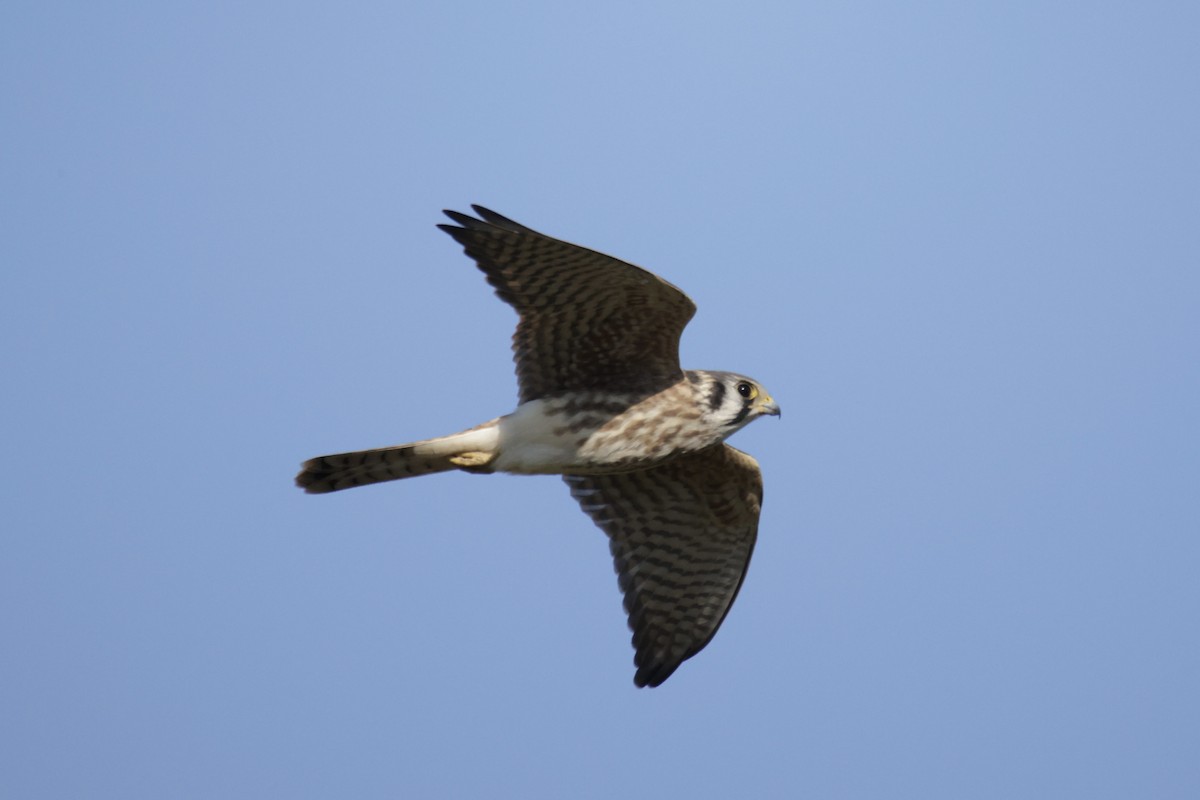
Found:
<box><xmin>295</xmin><ymin>419</ymin><xmax>500</xmax><ymax>494</ymax></box>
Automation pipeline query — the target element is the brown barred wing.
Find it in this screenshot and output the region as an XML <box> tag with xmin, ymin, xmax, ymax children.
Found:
<box><xmin>438</xmin><ymin>206</ymin><xmax>697</xmax><ymax>403</ymax></box>
<box><xmin>564</xmin><ymin>444</ymin><xmax>763</xmax><ymax>687</ymax></box>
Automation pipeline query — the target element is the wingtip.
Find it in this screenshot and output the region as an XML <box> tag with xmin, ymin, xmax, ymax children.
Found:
<box><xmin>473</xmin><ymin>205</ymin><xmax>535</xmax><ymax>233</ymax></box>
<box><xmin>440</xmin><ymin>209</ymin><xmax>475</xmax><ymax>228</ymax></box>
<box><xmin>439</xmin><ymin>205</ymin><xmax>534</xmax><ymax>235</ymax></box>
<box><xmin>633</xmin><ymin>658</ymin><xmax>677</xmax><ymax>688</ymax></box>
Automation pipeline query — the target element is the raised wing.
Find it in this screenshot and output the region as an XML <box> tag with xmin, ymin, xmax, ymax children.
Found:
<box><xmin>564</xmin><ymin>444</ymin><xmax>763</xmax><ymax>687</ymax></box>
<box><xmin>439</xmin><ymin>206</ymin><xmax>697</xmax><ymax>402</ymax></box>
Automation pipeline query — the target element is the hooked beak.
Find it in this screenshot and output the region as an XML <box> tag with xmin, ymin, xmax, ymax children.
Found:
<box><xmin>758</xmin><ymin>395</ymin><xmax>781</xmax><ymax>418</ymax></box>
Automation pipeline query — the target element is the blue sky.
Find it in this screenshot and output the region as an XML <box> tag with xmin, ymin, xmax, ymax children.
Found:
<box><xmin>3</xmin><ymin>2</ymin><xmax>1198</xmax><ymax>797</ymax></box>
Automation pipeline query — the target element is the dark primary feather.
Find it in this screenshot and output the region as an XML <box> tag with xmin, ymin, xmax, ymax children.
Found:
<box><xmin>438</xmin><ymin>206</ymin><xmax>698</xmax><ymax>403</ymax></box>
<box><xmin>564</xmin><ymin>444</ymin><xmax>763</xmax><ymax>687</ymax></box>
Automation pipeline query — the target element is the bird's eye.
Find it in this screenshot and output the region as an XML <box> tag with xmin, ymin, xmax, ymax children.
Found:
<box><xmin>736</xmin><ymin>381</ymin><xmax>756</xmax><ymax>399</ymax></box>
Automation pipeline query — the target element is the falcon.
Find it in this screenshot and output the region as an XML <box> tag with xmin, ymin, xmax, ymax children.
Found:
<box><xmin>296</xmin><ymin>206</ymin><xmax>780</xmax><ymax>687</ymax></box>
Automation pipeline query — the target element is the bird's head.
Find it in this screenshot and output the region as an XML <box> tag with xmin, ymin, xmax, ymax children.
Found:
<box><xmin>692</xmin><ymin>370</ymin><xmax>781</xmax><ymax>435</ymax></box>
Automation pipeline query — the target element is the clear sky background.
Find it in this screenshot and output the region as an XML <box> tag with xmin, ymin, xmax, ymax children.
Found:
<box><xmin>3</xmin><ymin>2</ymin><xmax>1198</xmax><ymax>798</ymax></box>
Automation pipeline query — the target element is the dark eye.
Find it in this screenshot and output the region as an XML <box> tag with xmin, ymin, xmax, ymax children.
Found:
<box><xmin>736</xmin><ymin>381</ymin><xmax>753</xmax><ymax>398</ymax></box>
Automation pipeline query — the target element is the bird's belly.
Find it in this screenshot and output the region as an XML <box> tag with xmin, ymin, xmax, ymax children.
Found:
<box><xmin>491</xmin><ymin>400</ymin><xmax>586</xmax><ymax>474</ymax></box>
<box><xmin>491</xmin><ymin>395</ymin><xmax>717</xmax><ymax>475</ymax></box>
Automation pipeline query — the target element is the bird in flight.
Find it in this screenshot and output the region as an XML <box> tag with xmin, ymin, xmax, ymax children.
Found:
<box><xmin>296</xmin><ymin>206</ymin><xmax>780</xmax><ymax>687</ymax></box>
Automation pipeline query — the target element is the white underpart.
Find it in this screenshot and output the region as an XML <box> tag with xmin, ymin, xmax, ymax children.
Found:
<box><xmin>492</xmin><ymin>400</ymin><xmax>580</xmax><ymax>474</ymax></box>
<box><xmin>412</xmin><ymin>422</ymin><xmax>500</xmax><ymax>459</ymax></box>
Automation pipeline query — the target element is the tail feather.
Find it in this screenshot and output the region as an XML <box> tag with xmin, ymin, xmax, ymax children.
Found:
<box><xmin>296</xmin><ymin>420</ymin><xmax>500</xmax><ymax>494</ymax></box>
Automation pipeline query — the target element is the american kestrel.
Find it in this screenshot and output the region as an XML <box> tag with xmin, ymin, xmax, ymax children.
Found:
<box><xmin>297</xmin><ymin>206</ymin><xmax>780</xmax><ymax>687</ymax></box>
